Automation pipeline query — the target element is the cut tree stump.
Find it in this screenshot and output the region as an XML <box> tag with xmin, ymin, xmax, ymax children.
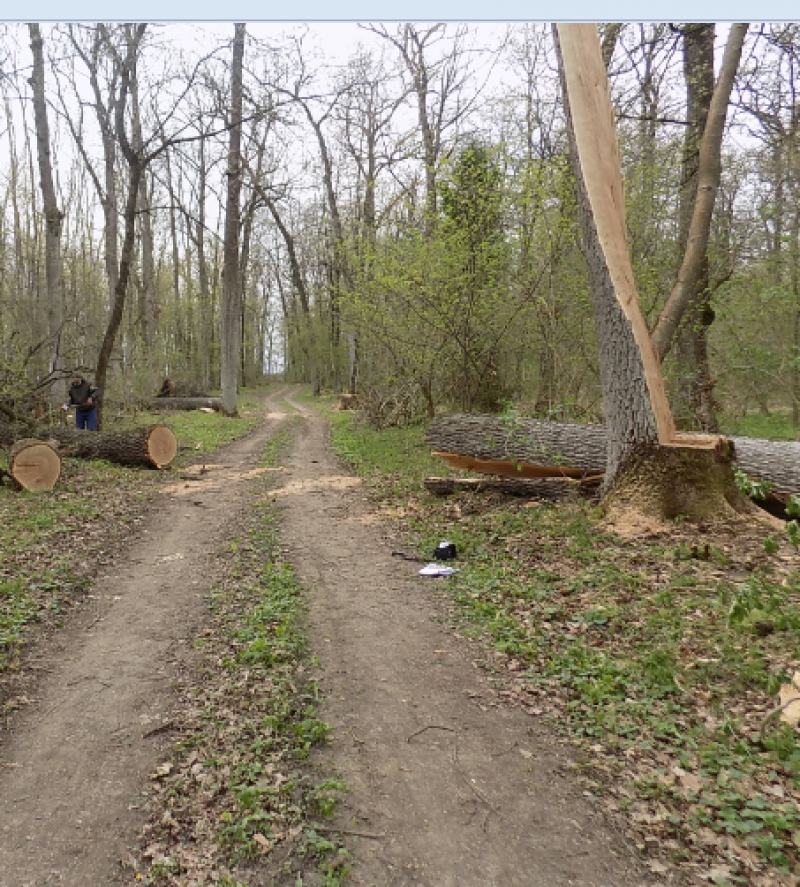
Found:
<box><xmin>426</xmin><ymin>415</ymin><xmax>800</xmax><ymax>498</ymax></box>
<box><xmin>8</xmin><ymin>438</ymin><xmax>61</xmax><ymax>491</ymax></box>
<box><xmin>602</xmin><ymin>442</ymin><xmax>751</xmax><ymax>521</ymax></box>
<box><xmin>49</xmin><ymin>425</ymin><xmax>178</xmax><ymax>469</ymax></box>
<box><xmin>141</xmin><ymin>397</ymin><xmax>222</xmax><ymax>412</ymax></box>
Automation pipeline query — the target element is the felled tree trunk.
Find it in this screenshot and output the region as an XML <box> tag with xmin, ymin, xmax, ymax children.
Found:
<box><xmin>48</xmin><ymin>425</ymin><xmax>178</xmax><ymax>469</ymax></box>
<box><xmin>426</xmin><ymin>415</ymin><xmax>800</xmax><ymax>499</ymax></box>
<box><xmin>7</xmin><ymin>439</ymin><xmax>62</xmax><ymax>491</ymax></box>
<box><xmin>141</xmin><ymin>397</ymin><xmax>222</xmax><ymax>412</ymax></box>
<box><xmin>424</xmin><ymin>476</ymin><xmax>599</xmax><ymax>501</ymax></box>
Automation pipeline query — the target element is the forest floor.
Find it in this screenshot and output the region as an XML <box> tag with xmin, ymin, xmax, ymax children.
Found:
<box><xmin>0</xmin><ymin>386</ymin><xmax>649</xmax><ymax>887</ymax></box>
<box><xmin>2</xmin><ymin>388</ymin><xmax>797</xmax><ymax>887</ymax></box>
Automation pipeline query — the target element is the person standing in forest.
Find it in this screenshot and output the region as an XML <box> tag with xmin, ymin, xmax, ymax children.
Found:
<box><xmin>63</xmin><ymin>376</ymin><xmax>100</xmax><ymax>430</ymax></box>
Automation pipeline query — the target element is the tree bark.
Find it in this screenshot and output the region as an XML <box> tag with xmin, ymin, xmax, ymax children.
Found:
<box><xmin>219</xmin><ymin>23</ymin><xmax>245</xmax><ymax>417</ymax></box>
<box><xmin>554</xmin><ymin>25</ymin><xmax>659</xmax><ymax>486</ymax></box>
<box><xmin>142</xmin><ymin>397</ymin><xmax>222</xmax><ymax>412</ymax></box>
<box><xmin>28</xmin><ymin>24</ymin><xmax>65</xmax><ymax>403</ymax></box>
<box><xmin>674</xmin><ymin>24</ymin><xmax>719</xmax><ymax>432</ymax></box>
<box><xmin>48</xmin><ymin>425</ymin><xmax>177</xmax><ymax>468</ymax></box>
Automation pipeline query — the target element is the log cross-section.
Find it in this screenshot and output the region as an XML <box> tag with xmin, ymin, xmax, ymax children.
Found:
<box><xmin>8</xmin><ymin>438</ymin><xmax>62</xmax><ymax>491</ymax></box>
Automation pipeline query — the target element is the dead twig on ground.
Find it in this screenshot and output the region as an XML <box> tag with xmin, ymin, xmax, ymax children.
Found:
<box><xmin>142</xmin><ymin>720</ymin><xmax>176</xmax><ymax>739</ymax></box>
<box><xmin>406</xmin><ymin>724</ymin><xmax>456</xmax><ymax>743</ymax></box>
<box><xmin>452</xmin><ymin>733</ymin><xmax>501</xmax><ymax>824</ymax></box>
<box><xmin>310</xmin><ymin>824</ymin><xmax>386</xmax><ymax>840</ymax></box>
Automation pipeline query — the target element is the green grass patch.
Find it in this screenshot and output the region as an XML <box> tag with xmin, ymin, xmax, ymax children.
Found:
<box><xmin>327</xmin><ymin>407</ymin><xmax>800</xmax><ymax>883</ymax></box>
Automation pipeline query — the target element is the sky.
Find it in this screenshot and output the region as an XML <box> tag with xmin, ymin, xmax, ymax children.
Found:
<box><xmin>6</xmin><ymin>0</ymin><xmax>800</xmax><ymax>22</ymax></box>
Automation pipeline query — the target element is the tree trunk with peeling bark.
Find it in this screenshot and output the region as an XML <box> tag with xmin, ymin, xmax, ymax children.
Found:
<box><xmin>554</xmin><ymin>24</ymin><xmax>750</xmax><ymax>521</ymax></box>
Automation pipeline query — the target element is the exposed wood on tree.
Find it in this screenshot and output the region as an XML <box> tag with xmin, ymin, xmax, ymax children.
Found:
<box><xmin>431</xmin><ymin>450</ymin><xmax>600</xmax><ymax>480</ymax></box>
<box><xmin>555</xmin><ymin>24</ymin><xmax>750</xmax><ymax>521</ymax></box>
<box><xmin>48</xmin><ymin>424</ymin><xmax>177</xmax><ymax>468</ymax></box>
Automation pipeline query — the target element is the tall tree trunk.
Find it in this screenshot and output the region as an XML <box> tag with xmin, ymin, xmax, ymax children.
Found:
<box><xmin>131</xmin><ymin>78</ymin><xmax>157</xmax><ymax>393</ymax></box>
<box><xmin>196</xmin><ymin>136</ymin><xmax>211</xmax><ymax>391</ymax></box>
<box><xmin>28</xmin><ymin>24</ymin><xmax>65</xmax><ymax>402</ymax></box>
<box><xmin>555</xmin><ymin>23</ymin><xmax>748</xmax><ymax>522</ymax></box>
<box><xmin>651</xmin><ymin>23</ymin><xmax>748</xmax><ymax>358</ymax></box>
<box><xmin>164</xmin><ymin>143</ymin><xmax>184</xmax><ymax>354</ymax></box>
<box><xmin>554</xmin><ymin>26</ymin><xmax>658</xmax><ymax>486</ymax></box>
<box><xmin>674</xmin><ymin>24</ymin><xmax>719</xmax><ymax>432</ymax></box>
<box><xmin>219</xmin><ymin>23</ymin><xmax>245</xmax><ymax>417</ymax></box>
<box><xmin>94</xmin><ymin>24</ymin><xmax>147</xmax><ymax>427</ymax></box>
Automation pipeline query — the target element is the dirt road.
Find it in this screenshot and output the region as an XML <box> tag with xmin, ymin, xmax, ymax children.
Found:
<box><xmin>271</xmin><ymin>391</ymin><xmax>647</xmax><ymax>887</ymax></box>
<box><xmin>0</xmin><ymin>387</ymin><xmax>647</xmax><ymax>886</ymax></box>
<box><xmin>0</xmin><ymin>389</ymin><xmax>291</xmax><ymax>886</ymax></box>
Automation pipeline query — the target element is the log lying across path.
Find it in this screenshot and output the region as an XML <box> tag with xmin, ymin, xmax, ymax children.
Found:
<box><xmin>141</xmin><ymin>397</ymin><xmax>222</xmax><ymax>412</ymax></box>
<box><xmin>7</xmin><ymin>438</ymin><xmax>61</xmax><ymax>491</ymax></box>
<box><xmin>48</xmin><ymin>425</ymin><xmax>178</xmax><ymax>468</ymax></box>
<box><xmin>427</xmin><ymin>415</ymin><xmax>800</xmax><ymax>498</ymax></box>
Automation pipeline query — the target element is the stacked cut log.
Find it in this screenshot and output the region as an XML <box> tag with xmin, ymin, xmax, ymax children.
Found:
<box><xmin>426</xmin><ymin>415</ymin><xmax>800</xmax><ymax>502</ymax></box>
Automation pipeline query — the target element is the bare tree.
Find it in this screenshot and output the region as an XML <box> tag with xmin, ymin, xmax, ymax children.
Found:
<box><xmin>220</xmin><ymin>23</ymin><xmax>245</xmax><ymax>416</ymax></box>
<box><xmin>28</xmin><ymin>23</ymin><xmax>65</xmax><ymax>401</ymax></box>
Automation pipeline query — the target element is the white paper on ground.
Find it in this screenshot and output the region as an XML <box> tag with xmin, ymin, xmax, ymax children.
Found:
<box><xmin>419</xmin><ymin>563</ymin><xmax>459</xmax><ymax>577</ymax></box>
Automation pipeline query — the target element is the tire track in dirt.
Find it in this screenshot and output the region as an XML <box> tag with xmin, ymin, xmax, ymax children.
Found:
<box><xmin>0</xmin><ymin>388</ymin><xmax>290</xmax><ymax>887</ymax></box>
<box><xmin>270</xmin><ymin>391</ymin><xmax>649</xmax><ymax>887</ymax></box>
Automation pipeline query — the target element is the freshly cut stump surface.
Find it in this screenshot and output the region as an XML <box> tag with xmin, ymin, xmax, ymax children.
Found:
<box><xmin>8</xmin><ymin>438</ymin><xmax>61</xmax><ymax>491</ymax></box>
<box><xmin>271</xmin><ymin>393</ymin><xmax>647</xmax><ymax>887</ymax></box>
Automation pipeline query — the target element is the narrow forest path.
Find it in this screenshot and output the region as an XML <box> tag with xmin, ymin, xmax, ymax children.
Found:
<box><xmin>0</xmin><ymin>387</ymin><xmax>649</xmax><ymax>887</ymax></box>
<box><xmin>270</xmin><ymin>392</ymin><xmax>647</xmax><ymax>887</ymax></box>
<box><xmin>0</xmin><ymin>387</ymin><xmax>292</xmax><ymax>886</ymax></box>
